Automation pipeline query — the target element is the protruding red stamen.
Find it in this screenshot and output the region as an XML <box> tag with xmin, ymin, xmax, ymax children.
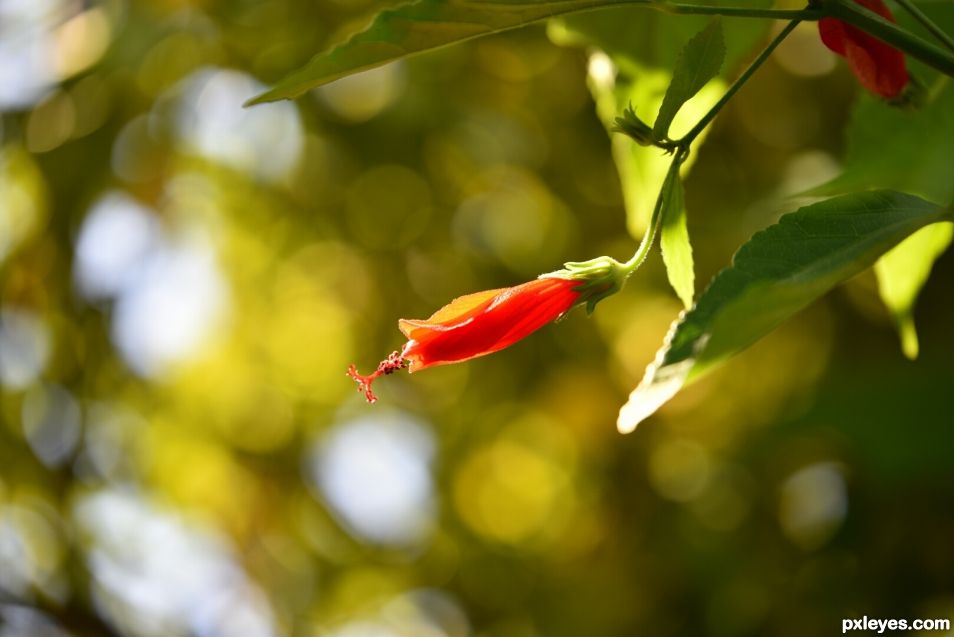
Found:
<box><xmin>346</xmin><ymin>365</ymin><xmax>378</xmax><ymax>403</ymax></box>
<box><xmin>346</xmin><ymin>351</ymin><xmax>408</xmax><ymax>403</ymax></box>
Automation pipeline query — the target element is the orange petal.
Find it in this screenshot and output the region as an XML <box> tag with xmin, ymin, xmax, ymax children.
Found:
<box><xmin>399</xmin><ymin>287</ymin><xmax>506</xmax><ymax>339</ymax></box>
<box><xmin>424</xmin><ymin>287</ymin><xmax>506</xmax><ymax>324</ymax></box>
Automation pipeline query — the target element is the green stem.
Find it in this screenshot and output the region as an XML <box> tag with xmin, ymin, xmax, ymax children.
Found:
<box><xmin>826</xmin><ymin>0</ymin><xmax>954</xmax><ymax>77</ymax></box>
<box><xmin>623</xmin><ymin>151</ymin><xmax>686</xmax><ymax>274</ymax></box>
<box><xmin>891</xmin><ymin>0</ymin><xmax>954</xmax><ymax>54</ymax></box>
<box><xmin>661</xmin><ymin>3</ymin><xmax>822</xmax><ymax>20</ymax></box>
<box><xmin>678</xmin><ymin>19</ymin><xmax>801</xmax><ymax>147</ymax></box>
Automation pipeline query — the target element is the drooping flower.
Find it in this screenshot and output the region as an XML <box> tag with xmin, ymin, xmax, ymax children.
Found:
<box><xmin>818</xmin><ymin>0</ymin><xmax>909</xmax><ymax>99</ymax></box>
<box><xmin>348</xmin><ymin>258</ymin><xmax>625</xmax><ymax>403</ymax></box>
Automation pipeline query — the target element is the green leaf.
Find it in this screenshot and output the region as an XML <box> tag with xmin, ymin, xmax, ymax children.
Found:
<box><xmin>659</xmin><ymin>166</ymin><xmax>694</xmax><ymax>308</ymax></box>
<box><xmin>874</xmin><ymin>222</ymin><xmax>953</xmax><ymax>359</ymax></box>
<box><xmin>617</xmin><ymin>191</ymin><xmax>952</xmax><ymax>433</ymax></box>
<box><xmin>809</xmin><ymin>83</ymin><xmax>954</xmax><ymax>357</ymax></box>
<box><xmin>653</xmin><ymin>18</ymin><xmax>725</xmax><ymax>140</ymax></box>
<box><xmin>247</xmin><ymin>0</ymin><xmax>658</xmax><ymax>105</ymax></box>
<box><xmin>612</xmin><ymin>105</ymin><xmax>655</xmax><ymax>146</ymax></box>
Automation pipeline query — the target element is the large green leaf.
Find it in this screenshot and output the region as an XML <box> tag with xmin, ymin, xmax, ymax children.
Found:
<box><xmin>810</xmin><ymin>83</ymin><xmax>954</xmax><ymax>357</ymax></box>
<box><xmin>653</xmin><ymin>18</ymin><xmax>725</xmax><ymax>140</ymax></box>
<box><xmin>247</xmin><ymin>0</ymin><xmax>659</xmax><ymax>105</ymax></box>
<box><xmin>617</xmin><ymin>191</ymin><xmax>952</xmax><ymax>433</ymax></box>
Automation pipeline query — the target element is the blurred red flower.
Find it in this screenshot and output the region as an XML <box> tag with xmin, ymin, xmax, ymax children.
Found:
<box><xmin>818</xmin><ymin>0</ymin><xmax>909</xmax><ymax>98</ymax></box>
<box><xmin>348</xmin><ymin>276</ymin><xmax>582</xmax><ymax>402</ymax></box>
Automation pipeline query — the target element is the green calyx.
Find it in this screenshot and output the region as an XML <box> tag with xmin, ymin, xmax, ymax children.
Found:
<box><xmin>890</xmin><ymin>75</ymin><xmax>928</xmax><ymax>110</ymax></box>
<box><xmin>613</xmin><ymin>105</ymin><xmax>679</xmax><ymax>153</ymax></box>
<box><xmin>544</xmin><ymin>256</ymin><xmax>630</xmax><ymax>314</ymax></box>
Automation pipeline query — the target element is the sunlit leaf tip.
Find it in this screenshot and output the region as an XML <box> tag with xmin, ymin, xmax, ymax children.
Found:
<box><xmin>653</xmin><ymin>16</ymin><xmax>725</xmax><ymax>140</ymax></box>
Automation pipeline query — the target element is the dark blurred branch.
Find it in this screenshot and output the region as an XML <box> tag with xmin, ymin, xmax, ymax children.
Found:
<box><xmin>892</xmin><ymin>0</ymin><xmax>954</xmax><ymax>54</ymax></box>
<box><xmin>0</xmin><ymin>594</ymin><xmax>123</xmax><ymax>637</ymax></box>
<box><xmin>662</xmin><ymin>3</ymin><xmax>823</xmax><ymax>20</ymax></box>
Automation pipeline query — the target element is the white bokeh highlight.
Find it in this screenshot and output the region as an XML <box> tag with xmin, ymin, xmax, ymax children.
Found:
<box><xmin>74</xmin><ymin>192</ymin><xmax>160</xmax><ymax>300</ymax></box>
<box><xmin>778</xmin><ymin>461</ymin><xmax>848</xmax><ymax>551</ymax></box>
<box><xmin>21</xmin><ymin>384</ymin><xmax>82</xmax><ymax>468</ymax></box>
<box><xmin>0</xmin><ymin>0</ymin><xmax>61</xmax><ymax>111</ymax></box>
<box><xmin>111</xmin><ymin>236</ymin><xmax>227</xmax><ymax>377</ymax></box>
<box><xmin>74</xmin><ymin>488</ymin><xmax>275</xmax><ymax>637</ymax></box>
<box><xmin>74</xmin><ymin>192</ymin><xmax>229</xmax><ymax>378</ymax></box>
<box><xmin>308</xmin><ymin>414</ymin><xmax>436</xmax><ymax>546</ymax></box>
<box><xmin>0</xmin><ymin>0</ymin><xmax>110</xmax><ymax>112</ymax></box>
<box><xmin>0</xmin><ymin>307</ymin><xmax>50</xmax><ymax>390</ymax></box>
<box><xmin>174</xmin><ymin>68</ymin><xmax>304</xmax><ymax>182</ymax></box>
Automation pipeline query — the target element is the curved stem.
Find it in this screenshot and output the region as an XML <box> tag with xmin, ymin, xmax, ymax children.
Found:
<box><xmin>661</xmin><ymin>3</ymin><xmax>822</xmax><ymax>20</ymax></box>
<box><xmin>622</xmin><ymin>150</ymin><xmax>685</xmax><ymax>274</ymax></box>
<box><xmin>678</xmin><ymin>19</ymin><xmax>801</xmax><ymax>147</ymax></box>
<box><xmin>891</xmin><ymin>0</ymin><xmax>954</xmax><ymax>54</ymax></box>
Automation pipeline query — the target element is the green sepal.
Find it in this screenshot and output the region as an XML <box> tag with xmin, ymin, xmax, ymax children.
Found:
<box><xmin>541</xmin><ymin>256</ymin><xmax>628</xmax><ymax>314</ymax></box>
<box><xmin>888</xmin><ymin>74</ymin><xmax>927</xmax><ymax>110</ymax></box>
<box><xmin>612</xmin><ymin>105</ymin><xmax>679</xmax><ymax>153</ymax></box>
<box><xmin>612</xmin><ymin>105</ymin><xmax>655</xmax><ymax>146</ymax></box>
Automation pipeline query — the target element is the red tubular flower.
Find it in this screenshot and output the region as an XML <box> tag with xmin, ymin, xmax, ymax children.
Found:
<box><xmin>818</xmin><ymin>0</ymin><xmax>909</xmax><ymax>99</ymax></box>
<box><xmin>400</xmin><ymin>276</ymin><xmax>582</xmax><ymax>371</ymax></box>
<box><xmin>347</xmin><ymin>276</ymin><xmax>584</xmax><ymax>403</ymax></box>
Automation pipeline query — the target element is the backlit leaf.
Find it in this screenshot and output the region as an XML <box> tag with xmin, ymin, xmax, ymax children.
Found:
<box><xmin>659</xmin><ymin>166</ymin><xmax>694</xmax><ymax>308</ymax></box>
<box><xmin>653</xmin><ymin>18</ymin><xmax>725</xmax><ymax>140</ymax></box>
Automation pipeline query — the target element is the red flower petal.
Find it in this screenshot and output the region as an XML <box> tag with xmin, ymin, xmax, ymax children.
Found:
<box><xmin>347</xmin><ymin>277</ymin><xmax>582</xmax><ymax>402</ymax></box>
<box><xmin>347</xmin><ymin>277</ymin><xmax>583</xmax><ymax>402</ymax></box>
<box><xmin>818</xmin><ymin>0</ymin><xmax>909</xmax><ymax>99</ymax></box>
<box><xmin>400</xmin><ymin>277</ymin><xmax>582</xmax><ymax>371</ymax></box>
<box><xmin>818</xmin><ymin>16</ymin><xmax>848</xmax><ymax>56</ymax></box>
<box><xmin>347</xmin><ymin>270</ymin><xmax>608</xmax><ymax>402</ymax></box>
<box><xmin>400</xmin><ymin>287</ymin><xmax>505</xmax><ymax>332</ymax></box>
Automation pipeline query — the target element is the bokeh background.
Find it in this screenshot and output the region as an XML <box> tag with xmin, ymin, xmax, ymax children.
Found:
<box><xmin>1</xmin><ymin>1</ymin><xmax>953</xmax><ymax>636</ymax></box>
